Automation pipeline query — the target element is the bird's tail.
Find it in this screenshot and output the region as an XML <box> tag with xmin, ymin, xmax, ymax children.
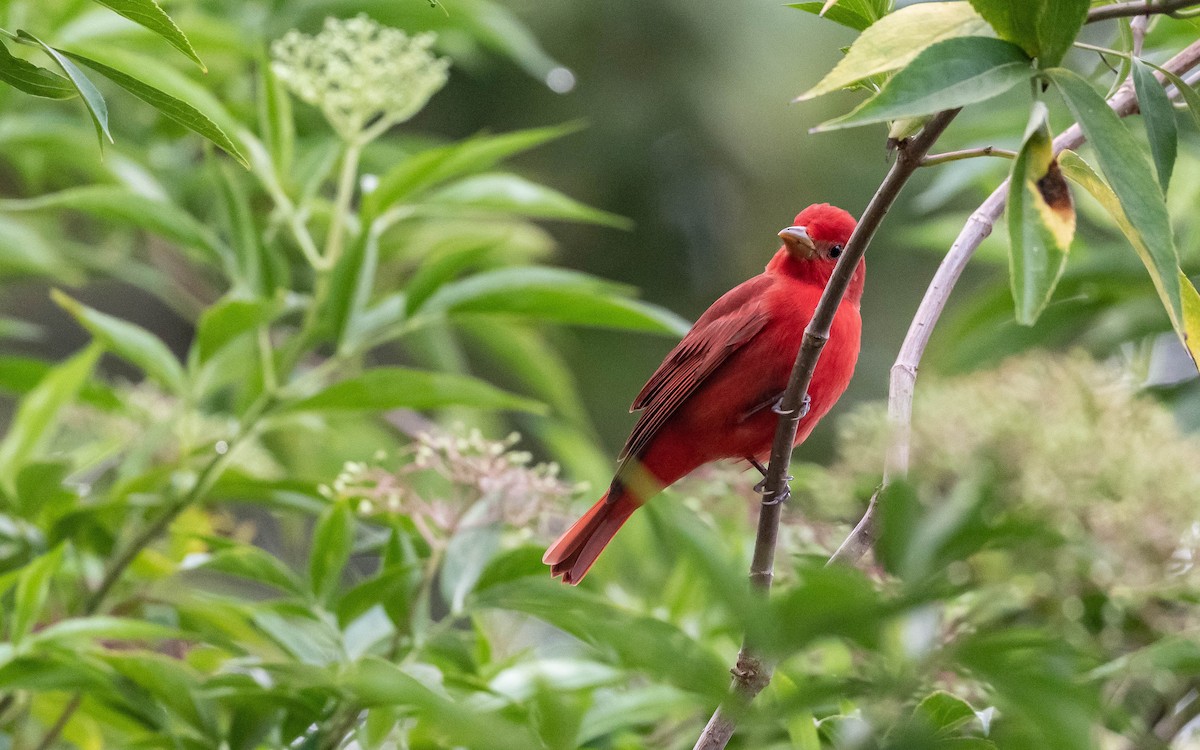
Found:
<box><xmin>543</xmin><ymin>488</ymin><xmax>638</xmax><ymax>585</ymax></box>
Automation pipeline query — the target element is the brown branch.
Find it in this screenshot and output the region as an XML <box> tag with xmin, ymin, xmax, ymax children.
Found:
<box><xmin>692</xmin><ymin>108</ymin><xmax>960</xmax><ymax>750</ymax></box>
<box><xmin>1086</xmin><ymin>0</ymin><xmax>1200</xmax><ymax>23</ymax></box>
<box><xmin>828</xmin><ymin>39</ymin><xmax>1200</xmax><ymax>569</ymax></box>
<box><xmin>921</xmin><ymin>146</ymin><xmax>1016</xmax><ymax>167</ymax></box>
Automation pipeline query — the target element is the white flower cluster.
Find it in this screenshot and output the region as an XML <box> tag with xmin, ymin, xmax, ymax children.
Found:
<box><xmin>270</xmin><ymin>15</ymin><xmax>450</xmax><ymax>140</ymax></box>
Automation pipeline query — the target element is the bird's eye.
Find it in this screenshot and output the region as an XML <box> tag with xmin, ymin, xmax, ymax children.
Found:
<box><xmin>829</xmin><ymin>244</ymin><xmax>843</xmax><ymax>258</ymax></box>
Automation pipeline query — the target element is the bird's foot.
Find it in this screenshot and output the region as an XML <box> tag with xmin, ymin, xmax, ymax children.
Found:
<box><xmin>759</xmin><ymin>483</ymin><xmax>791</xmax><ymax>506</ymax></box>
<box><xmin>753</xmin><ymin>474</ymin><xmax>793</xmax><ymax>496</ymax></box>
<box><xmin>772</xmin><ymin>393</ymin><xmax>812</xmax><ymax>419</ymax></box>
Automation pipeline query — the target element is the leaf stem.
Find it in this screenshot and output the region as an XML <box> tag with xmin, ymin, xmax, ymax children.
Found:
<box><xmin>921</xmin><ymin>146</ymin><xmax>1017</xmax><ymax>167</ymax></box>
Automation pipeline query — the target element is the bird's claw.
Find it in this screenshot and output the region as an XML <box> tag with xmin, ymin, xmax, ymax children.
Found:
<box><xmin>770</xmin><ymin>393</ymin><xmax>811</xmax><ymax>419</ymax></box>
<box><xmin>753</xmin><ymin>475</ymin><xmax>793</xmax><ymax>496</ymax></box>
<box><xmin>759</xmin><ymin>483</ymin><xmax>791</xmax><ymax>506</ymax></box>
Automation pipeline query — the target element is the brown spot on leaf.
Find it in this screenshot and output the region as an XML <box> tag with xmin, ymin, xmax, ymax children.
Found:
<box><xmin>1036</xmin><ymin>160</ymin><xmax>1073</xmax><ymax>213</ymax></box>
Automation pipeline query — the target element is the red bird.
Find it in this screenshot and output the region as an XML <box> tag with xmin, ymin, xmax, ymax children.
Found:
<box><xmin>544</xmin><ymin>203</ymin><xmax>863</xmax><ymax>584</ymax></box>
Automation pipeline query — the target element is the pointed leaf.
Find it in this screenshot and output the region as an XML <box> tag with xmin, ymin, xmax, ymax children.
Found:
<box><xmin>420</xmin><ymin>173</ymin><xmax>631</xmax><ymax>228</ymax></box>
<box><xmin>1146</xmin><ymin>62</ymin><xmax>1200</xmax><ymax>131</ymax></box>
<box><xmin>798</xmin><ymin>2</ymin><xmax>990</xmax><ymax>100</ymax></box>
<box><xmin>60</xmin><ymin>49</ymin><xmax>247</xmax><ymax>166</ymax></box>
<box><xmin>309</xmin><ymin>501</ymin><xmax>355</xmax><ymax>601</ymax></box>
<box><xmin>1007</xmin><ymin>101</ymin><xmax>1074</xmax><ymax>324</ymax></box>
<box><xmin>416</xmin><ymin>266</ymin><xmax>691</xmax><ymax>335</ymax></box>
<box><xmin>11</xmin><ymin>545</ymin><xmax>66</xmax><ymax>645</ymax></box>
<box><xmin>88</xmin><ymin>0</ymin><xmax>205</xmax><ymax>69</ymax></box>
<box><xmin>0</xmin><ymin>186</ymin><xmax>229</xmax><ymax>270</ymax></box>
<box><xmin>1048</xmin><ymin>69</ymin><xmax>1180</xmax><ymax>321</ymax></box>
<box><xmin>183</xmin><ymin>545</ymin><xmax>306</xmax><ymax>597</ymax></box>
<box><xmin>816</xmin><ymin>37</ymin><xmax>1031</xmax><ymax>131</ymax></box>
<box><xmin>52</xmin><ymin>290</ymin><xmax>187</xmax><ymax>394</ymax></box>
<box><xmin>16</xmin><ymin>32</ymin><xmax>110</xmax><ymax>146</ymax></box>
<box><xmin>787</xmin><ymin>0</ymin><xmax>891</xmax><ymax>31</ymax></box>
<box><xmin>363</xmin><ymin>123</ymin><xmax>582</xmax><ymax>219</ymax></box>
<box><xmin>0</xmin><ymin>344</ymin><xmax>100</xmax><ymax>495</ymax></box>
<box><xmin>285</xmin><ymin>368</ymin><xmax>545</xmax><ymax>414</ymax></box>
<box><xmin>1059</xmin><ymin>151</ymin><xmax>1199</xmax><ymax>366</ymax></box>
<box><xmin>1132</xmin><ymin>59</ymin><xmax>1177</xmax><ymax>193</ymax></box>
<box><xmin>0</xmin><ymin>38</ymin><xmax>76</xmax><ymax>99</ymax></box>
<box><xmin>193</xmin><ymin>296</ymin><xmax>283</xmax><ymax>364</ymax></box>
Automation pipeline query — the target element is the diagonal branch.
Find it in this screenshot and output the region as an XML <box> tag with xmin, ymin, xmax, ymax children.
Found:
<box><xmin>1086</xmin><ymin>0</ymin><xmax>1200</xmax><ymax>23</ymax></box>
<box><xmin>691</xmin><ymin>108</ymin><xmax>960</xmax><ymax>750</ymax></box>
<box><xmin>829</xmin><ymin>38</ymin><xmax>1200</xmax><ymax>567</ymax></box>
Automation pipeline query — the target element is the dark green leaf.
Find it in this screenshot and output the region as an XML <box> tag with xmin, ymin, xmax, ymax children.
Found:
<box><xmin>52</xmin><ymin>290</ymin><xmax>187</xmax><ymax>394</ymax></box>
<box><xmin>0</xmin><ymin>38</ymin><xmax>76</xmax><ymax>98</ymax></box>
<box><xmin>0</xmin><ymin>344</ymin><xmax>100</xmax><ymax>495</ymax></box>
<box><xmin>11</xmin><ymin>544</ymin><xmax>65</xmax><ymax>644</ymax></box>
<box><xmin>285</xmin><ymin>367</ymin><xmax>546</xmax><ymax>414</ymax></box>
<box><xmin>61</xmin><ymin>49</ymin><xmax>248</xmax><ymax>167</ymax></box>
<box><xmin>16</xmin><ymin>31</ymin><xmax>111</xmax><ymax>146</ymax></box>
<box><xmin>88</xmin><ymin>0</ymin><xmax>205</xmax><ymax>69</ymax></box>
<box><xmin>1132</xmin><ymin>59</ymin><xmax>1177</xmax><ymax>193</ymax></box>
<box><xmin>816</xmin><ymin>37</ymin><xmax>1031</xmax><ymax>130</ymax></box>
<box><xmin>363</xmin><ymin>123</ymin><xmax>581</xmax><ymax>219</ymax></box>
<box><xmin>797</xmin><ymin>2</ymin><xmax>991</xmax><ymax>100</ymax></box>
<box><xmin>966</xmin><ymin>0</ymin><xmax>1087</xmax><ymax>66</ymax></box>
<box><xmin>1048</xmin><ymin>69</ymin><xmax>1181</xmax><ymax>321</ymax></box>
<box><xmin>1006</xmin><ymin>101</ymin><xmax>1074</xmax><ymax>324</ymax></box>
<box><xmin>416</xmin><ymin>266</ymin><xmax>691</xmax><ymax>335</ymax></box>
<box><xmin>420</xmin><ymin>173</ymin><xmax>631</xmax><ymax>228</ymax></box>
<box><xmin>1146</xmin><ymin>62</ymin><xmax>1200</xmax><ymax>131</ymax></box>
<box><xmin>309</xmin><ymin>501</ymin><xmax>354</xmax><ymax>601</ymax></box>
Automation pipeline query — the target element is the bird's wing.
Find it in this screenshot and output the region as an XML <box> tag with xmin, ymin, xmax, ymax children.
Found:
<box><xmin>617</xmin><ymin>275</ymin><xmax>774</xmax><ymax>471</ymax></box>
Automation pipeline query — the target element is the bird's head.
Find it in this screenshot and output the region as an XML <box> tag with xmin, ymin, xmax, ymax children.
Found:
<box><xmin>768</xmin><ymin>203</ymin><xmax>865</xmax><ymax>303</ymax></box>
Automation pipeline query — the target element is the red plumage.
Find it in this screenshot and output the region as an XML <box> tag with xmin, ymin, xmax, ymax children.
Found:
<box><xmin>544</xmin><ymin>204</ymin><xmax>863</xmax><ymax>583</ymax></box>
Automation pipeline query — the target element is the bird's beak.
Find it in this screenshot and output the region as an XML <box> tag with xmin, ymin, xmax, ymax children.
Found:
<box><xmin>778</xmin><ymin>225</ymin><xmax>816</xmax><ymax>258</ymax></box>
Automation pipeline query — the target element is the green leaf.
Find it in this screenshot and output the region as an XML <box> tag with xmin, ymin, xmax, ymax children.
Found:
<box><xmin>309</xmin><ymin>501</ymin><xmax>354</xmax><ymax>601</ymax></box>
<box><xmin>966</xmin><ymin>0</ymin><xmax>1088</xmax><ymax>66</ymax></box>
<box><xmin>1146</xmin><ymin>62</ymin><xmax>1200</xmax><ymax>131</ymax></box>
<box><xmin>11</xmin><ymin>545</ymin><xmax>66</xmax><ymax>644</ymax></box>
<box><xmin>15</xmin><ymin>32</ymin><xmax>111</xmax><ymax>146</ymax></box>
<box><xmin>29</xmin><ymin>616</ymin><xmax>181</xmax><ymax>645</ymax></box>
<box><xmin>439</xmin><ymin>524</ymin><xmax>500</xmax><ymax>615</ymax></box>
<box><xmin>52</xmin><ymin>290</ymin><xmax>187</xmax><ymax>394</ymax></box>
<box><xmin>577</xmin><ymin>685</ymin><xmax>695</xmax><ymax>745</ymax></box>
<box><xmin>1007</xmin><ymin>102</ymin><xmax>1074</xmax><ymax>324</ymax></box>
<box><xmin>193</xmin><ymin>296</ymin><xmax>283</xmax><ymax>364</ymax></box>
<box><xmin>913</xmin><ymin>691</ymin><xmax>977</xmax><ymax>735</ymax></box>
<box><xmin>184</xmin><ymin>545</ymin><xmax>307</xmax><ymax>597</ymax></box>
<box><xmin>363</xmin><ymin>123</ymin><xmax>582</xmax><ymax>219</ymax></box>
<box><xmin>420</xmin><ymin>173</ymin><xmax>631</xmax><ymax>229</ymax></box>
<box><xmin>285</xmin><ymin>367</ymin><xmax>546</xmax><ymax>414</ymax></box>
<box><xmin>787</xmin><ymin>0</ymin><xmax>891</xmax><ymax>31</ymax></box>
<box><xmin>475</xmin><ymin>579</ymin><xmax>728</xmax><ymax>697</ymax></box>
<box><xmin>1048</xmin><ymin>69</ymin><xmax>1181</xmax><ymax>322</ymax></box>
<box><xmin>60</xmin><ymin>49</ymin><xmax>248</xmax><ymax>167</ymax></box>
<box><xmin>1132</xmin><ymin>59</ymin><xmax>1177</xmax><ymax>193</ymax></box>
<box><xmin>89</xmin><ymin>0</ymin><xmax>206</xmax><ymax>69</ymax></box>
<box><xmin>1058</xmin><ymin>151</ymin><xmax>1199</xmax><ymax>365</ymax></box>
<box><xmin>416</xmin><ymin>267</ymin><xmax>691</xmax><ymax>335</ymax></box>
<box><xmin>103</xmin><ymin>652</ymin><xmax>214</xmax><ymax>734</ymax></box>
<box><xmin>0</xmin><ymin>38</ymin><xmax>76</xmax><ymax>99</ymax></box>
<box><xmin>342</xmin><ymin>658</ymin><xmax>540</xmax><ymax>750</ymax></box>
<box><xmin>797</xmin><ymin>2</ymin><xmax>991</xmax><ymax>100</ymax></box>
<box><xmin>0</xmin><ymin>186</ymin><xmax>230</xmax><ymax>271</ymax></box>
<box><xmin>256</xmin><ymin>60</ymin><xmax>294</xmax><ymax>184</ymax></box>
<box><xmin>816</xmin><ymin>37</ymin><xmax>1031</xmax><ymax>131</ymax></box>
<box><xmin>0</xmin><ymin>344</ymin><xmax>100</xmax><ymax>495</ymax></box>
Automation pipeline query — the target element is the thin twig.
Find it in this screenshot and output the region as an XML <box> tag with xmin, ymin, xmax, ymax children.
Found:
<box><xmin>828</xmin><ymin>39</ymin><xmax>1200</xmax><ymax>569</ymax></box>
<box><xmin>1086</xmin><ymin>0</ymin><xmax>1200</xmax><ymax>23</ymax></box>
<box><xmin>921</xmin><ymin>146</ymin><xmax>1017</xmax><ymax>167</ymax></box>
<box><xmin>692</xmin><ymin>108</ymin><xmax>961</xmax><ymax>750</ymax></box>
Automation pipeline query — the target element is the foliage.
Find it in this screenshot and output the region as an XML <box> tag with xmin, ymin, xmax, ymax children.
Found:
<box><xmin>0</xmin><ymin>0</ymin><xmax>1199</xmax><ymax>749</ymax></box>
